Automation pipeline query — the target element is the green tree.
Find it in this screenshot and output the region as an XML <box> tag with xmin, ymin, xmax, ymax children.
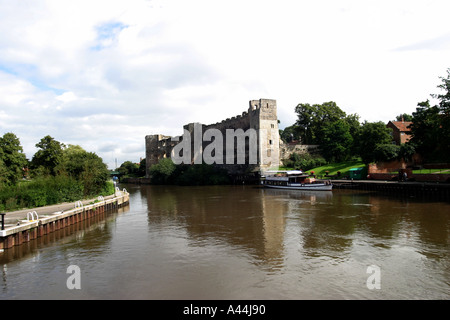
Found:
<box><xmin>81</xmin><ymin>152</ymin><xmax>109</xmax><ymax>196</ymax></box>
<box><xmin>357</xmin><ymin>121</ymin><xmax>393</xmax><ymax>164</ymax></box>
<box><xmin>0</xmin><ymin>132</ymin><xmax>28</xmax><ymax>185</ymax></box>
<box><xmin>0</xmin><ymin>158</ymin><xmax>8</xmax><ymax>186</ymax></box>
<box><xmin>408</xmin><ymin>68</ymin><xmax>450</xmax><ymax>162</ymax></box>
<box><xmin>31</xmin><ymin>135</ymin><xmax>65</xmax><ymax>176</ymax></box>
<box><xmin>295</xmin><ymin>101</ymin><xmax>347</xmax><ymax>144</ymax></box>
<box><xmin>118</xmin><ymin>161</ymin><xmax>139</xmax><ymax>177</ymax></box>
<box><xmin>395</xmin><ymin>113</ymin><xmax>413</xmax><ymax>121</ymax></box>
<box><xmin>57</xmin><ymin>144</ymin><xmax>88</xmax><ymax>179</ymax></box>
<box><xmin>373</xmin><ymin>144</ymin><xmax>401</xmax><ymax>162</ymax></box>
<box><xmin>137</xmin><ymin>158</ymin><xmax>146</xmax><ymax>177</ymax></box>
<box><xmin>431</xmin><ymin>68</ymin><xmax>450</xmax><ymax>160</ymax></box>
<box><xmin>345</xmin><ymin>113</ymin><xmax>362</xmax><ymax>155</ymax></box>
<box><xmin>398</xmin><ymin>142</ymin><xmax>416</xmax><ymax>162</ymax></box>
<box><xmin>55</xmin><ymin>144</ymin><xmax>109</xmax><ymax>196</ymax></box>
<box><xmin>149</xmin><ymin>158</ymin><xmax>176</xmax><ymax>184</ymax></box>
<box><xmin>320</xmin><ymin>119</ymin><xmax>354</xmax><ymax>162</ymax></box>
<box><xmin>279</xmin><ymin>125</ymin><xmax>302</xmax><ymax>143</ymax></box>
<box><xmin>409</xmin><ymin>100</ymin><xmax>440</xmax><ymax>160</ymax></box>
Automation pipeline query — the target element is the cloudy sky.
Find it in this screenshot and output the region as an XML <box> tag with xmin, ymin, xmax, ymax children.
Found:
<box><xmin>1</xmin><ymin>0</ymin><xmax>449</xmax><ymax>169</ymax></box>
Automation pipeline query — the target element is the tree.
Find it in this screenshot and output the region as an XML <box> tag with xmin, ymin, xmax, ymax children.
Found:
<box><xmin>373</xmin><ymin>144</ymin><xmax>401</xmax><ymax>162</ymax></box>
<box><xmin>0</xmin><ymin>158</ymin><xmax>7</xmax><ymax>186</ymax></box>
<box><xmin>31</xmin><ymin>135</ymin><xmax>65</xmax><ymax>176</ymax></box>
<box><xmin>395</xmin><ymin>113</ymin><xmax>413</xmax><ymax>121</ymax></box>
<box><xmin>118</xmin><ymin>161</ymin><xmax>139</xmax><ymax>177</ymax></box>
<box><xmin>320</xmin><ymin>119</ymin><xmax>353</xmax><ymax>162</ymax></box>
<box><xmin>295</xmin><ymin>101</ymin><xmax>347</xmax><ymax>144</ymax></box>
<box><xmin>57</xmin><ymin>144</ymin><xmax>88</xmax><ymax>179</ymax></box>
<box><xmin>137</xmin><ymin>158</ymin><xmax>146</xmax><ymax>177</ymax></box>
<box><xmin>431</xmin><ymin>68</ymin><xmax>450</xmax><ymax>160</ymax></box>
<box><xmin>279</xmin><ymin>125</ymin><xmax>302</xmax><ymax>143</ymax></box>
<box><xmin>56</xmin><ymin>144</ymin><xmax>109</xmax><ymax>195</ymax></box>
<box><xmin>408</xmin><ymin>68</ymin><xmax>450</xmax><ymax>162</ymax></box>
<box><xmin>149</xmin><ymin>158</ymin><xmax>176</xmax><ymax>184</ymax></box>
<box><xmin>408</xmin><ymin>100</ymin><xmax>441</xmax><ymax>160</ymax></box>
<box><xmin>357</xmin><ymin>121</ymin><xmax>393</xmax><ymax>164</ymax></box>
<box><xmin>0</xmin><ymin>132</ymin><xmax>28</xmax><ymax>185</ymax></box>
<box><xmin>80</xmin><ymin>152</ymin><xmax>109</xmax><ymax>196</ymax></box>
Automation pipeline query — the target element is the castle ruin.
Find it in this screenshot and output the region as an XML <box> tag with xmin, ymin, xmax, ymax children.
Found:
<box><xmin>145</xmin><ymin>99</ymin><xmax>281</xmax><ymax>178</ymax></box>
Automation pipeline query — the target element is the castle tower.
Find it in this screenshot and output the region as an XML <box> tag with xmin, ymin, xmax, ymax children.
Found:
<box><xmin>145</xmin><ymin>98</ymin><xmax>280</xmax><ymax>178</ymax></box>
<box><xmin>249</xmin><ymin>99</ymin><xmax>280</xmax><ymax>171</ymax></box>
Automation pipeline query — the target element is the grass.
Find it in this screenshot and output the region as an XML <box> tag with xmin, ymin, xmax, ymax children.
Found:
<box><xmin>412</xmin><ymin>168</ymin><xmax>450</xmax><ymax>174</ymax></box>
<box><xmin>307</xmin><ymin>158</ymin><xmax>366</xmax><ymax>177</ymax></box>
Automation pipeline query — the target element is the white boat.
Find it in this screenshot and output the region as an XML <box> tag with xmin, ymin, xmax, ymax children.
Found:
<box><xmin>261</xmin><ymin>170</ymin><xmax>333</xmax><ymax>191</ymax></box>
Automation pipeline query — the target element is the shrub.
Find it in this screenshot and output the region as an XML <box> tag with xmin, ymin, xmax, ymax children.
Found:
<box><xmin>282</xmin><ymin>153</ymin><xmax>327</xmax><ymax>171</ymax></box>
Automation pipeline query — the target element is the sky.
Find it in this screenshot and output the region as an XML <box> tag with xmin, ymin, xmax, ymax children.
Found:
<box><xmin>1</xmin><ymin>0</ymin><xmax>449</xmax><ymax>169</ymax></box>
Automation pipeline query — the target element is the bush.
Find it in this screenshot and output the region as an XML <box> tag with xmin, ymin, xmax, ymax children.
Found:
<box><xmin>0</xmin><ymin>176</ymin><xmax>85</xmax><ymax>211</ymax></box>
<box><xmin>282</xmin><ymin>153</ymin><xmax>327</xmax><ymax>171</ymax></box>
<box><xmin>173</xmin><ymin>164</ymin><xmax>230</xmax><ymax>186</ymax></box>
<box><xmin>149</xmin><ymin>159</ymin><xmax>230</xmax><ymax>185</ymax></box>
<box><xmin>373</xmin><ymin>144</ymin><xmax>401</xmax><ymax>162</ymax></box>
<box><xmin>149</xmin><ymin>158</ymin><xmax>176</xmax><ymax>184</ymax></box>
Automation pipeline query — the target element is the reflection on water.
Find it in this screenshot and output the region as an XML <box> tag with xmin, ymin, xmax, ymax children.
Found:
<box><xmin>1</xmin><ymin>185</ymin><xmax>449</xmax><ymax>299</ymax></box>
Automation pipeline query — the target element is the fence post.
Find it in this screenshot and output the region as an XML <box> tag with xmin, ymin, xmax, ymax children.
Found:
<box><xmin>0</xmin><ymin>213</ymin><xmax>5</xmax><ymax>230</ymax></box>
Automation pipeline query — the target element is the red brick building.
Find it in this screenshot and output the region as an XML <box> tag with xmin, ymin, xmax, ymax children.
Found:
<box><xmin>387</xmin><ymin>120</ymin><xmax>412</xmax><ymax>145</ymax></box>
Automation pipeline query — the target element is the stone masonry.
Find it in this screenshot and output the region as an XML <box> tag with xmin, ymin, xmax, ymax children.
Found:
<box><xmin>145</xmin><ymin>99</ymin><xmax>280</xmax><ymax>177</ymax></box>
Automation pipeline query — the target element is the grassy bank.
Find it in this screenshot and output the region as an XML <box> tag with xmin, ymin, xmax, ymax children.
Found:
<box><xmin>306</xmin><ymin>159</ymin><xmax>366</xmax><ymax>177</ymax></box>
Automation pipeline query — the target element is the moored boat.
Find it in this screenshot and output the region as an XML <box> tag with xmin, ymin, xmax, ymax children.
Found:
<box><xmin>261</xmin><ymin>170</ymin><xmax>333</xmax><ymax>191</ymax></box>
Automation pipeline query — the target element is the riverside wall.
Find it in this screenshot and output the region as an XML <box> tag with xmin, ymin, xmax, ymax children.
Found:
<box><xmin>0</xmin><ymin>189</ymin><xmax>129</xmax><ymax>250</ymax></box>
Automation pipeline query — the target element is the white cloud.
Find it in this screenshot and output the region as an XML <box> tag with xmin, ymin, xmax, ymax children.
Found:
<box><xmin>1</xmin><ymin>0</ymin><xmax>450</xmax><ymax>168</ymax></box>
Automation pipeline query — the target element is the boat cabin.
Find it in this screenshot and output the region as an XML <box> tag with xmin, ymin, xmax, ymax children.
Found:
<box><xmin>262</xmin><ymin>170</ymin><xmax>315</xmax><ymax>186</ymax></box>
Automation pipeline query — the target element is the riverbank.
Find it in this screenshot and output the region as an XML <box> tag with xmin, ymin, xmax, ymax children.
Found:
<box><xmin>332</xmin><ymin>179</ymin><xmax>450</xmax><ymax>198</ymax></box>
<box><xmin>0</xmin><ymin>188</ymin><xmax>129</xmax><ymax>250</ymax></box>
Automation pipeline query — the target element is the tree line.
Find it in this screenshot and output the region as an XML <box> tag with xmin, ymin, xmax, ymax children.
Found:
<box><xmin>280</xmin><ymin>68</ymin><xmax>450</xmax><ymax>165</ymax></box>
<box><xmin>0</xmin><ymin>134</ymin><xmax>113</xmax><ymax>211</ymax></box>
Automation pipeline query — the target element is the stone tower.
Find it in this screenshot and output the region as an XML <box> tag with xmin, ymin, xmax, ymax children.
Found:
<box><xmin>145</xmin><ymin>99</ymin><xmax>280</xmax><ymax>177</ymax></box>
<box><xmin>249</xmin><ymin>99</ymin><xmax>280</xmax><ymax>171</ymax></box>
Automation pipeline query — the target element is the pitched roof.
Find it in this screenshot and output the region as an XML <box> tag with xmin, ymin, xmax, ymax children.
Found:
<box><xmin>388</xmin><ymin>121</ymin><xmax>412</xmax><ymax>132</ymax></box>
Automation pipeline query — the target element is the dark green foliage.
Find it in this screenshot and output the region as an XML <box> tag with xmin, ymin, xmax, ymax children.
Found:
<box><xmin>0</xmin><ymin>176</ymin><xmax>83</xmax><ymax>211</ymax></box>
<box><xmin>149</xmin><ymin>158</ymin><xmax>176</xmax><ymax>184</ymax></box>
<box><xmin>373</xmin><ymin>144</ymin><xmax>401</xmax><ymax>162</ymax></box>
<box><xmin>0</xmin><ymin>132</ymin><xmax>28</xmax><ymax>185</ymax></box>
<box><xmin>149</xmin><ymin>159</ymin><xmax>230</xmax><ymax>185</ymax></box>
<box><xmin>408</xmin><ymin>68</ymin><xmax>450</xmax><ymax>162</ymax></box>
<box><xmin>292</xmin><ymin>101</ymin><xmax>360</xmax><ymax>162</ymax></box>
<box><xmin>0</xmin><ymin>134</ymin><xmax>112</xmax><ymax>211</ymax></box>
<box><xmin>31</xmin><ymin>135</ymin><xmax>65</xmax><ymax>176</ymax></box>
<box><xmin>118</xmin><ymin>160</ymin><xmax>140</xmax><ymax>177</ymax></box>
<box><xmin>173</xmin><ymin>164</ymin><xmax>230</xmax><ymax>186</ymax></box>
<box><xmin>320</xmin><ymin>119</ymin><xmax>354</xmax><ymax>162</ymax></box>
<box><xmin>282</xmin><ymin>153</ymin><xmax>327</xmax><ymax>171</ymax></box>
<box><xmin>357</xmin><ymin>121</ymin><xmax>393</xmax><ymax>164</ymax></box>
<box><xmin>0</xmin><ymin>176</ymin><xmax>115</xmax><ymax>212</ymax></box>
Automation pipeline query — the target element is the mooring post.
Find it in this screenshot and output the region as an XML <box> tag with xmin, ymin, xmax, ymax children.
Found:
<box><xmin>0</xmin><ymin>213</ymin><xmax>5</xmax><ymax>230</ymax></box>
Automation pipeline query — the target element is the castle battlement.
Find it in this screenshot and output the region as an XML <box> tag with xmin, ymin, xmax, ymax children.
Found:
<box><xmin>145</xmin><ymin>99</ymin><xmax>280</xmax><ymax>176</ymax></box>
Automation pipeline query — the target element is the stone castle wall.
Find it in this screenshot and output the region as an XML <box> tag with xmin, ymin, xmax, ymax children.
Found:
<box><xmin>145</xmin><ymin>99</ymin><xmax>280</xmax><ymax>177</ymax></box>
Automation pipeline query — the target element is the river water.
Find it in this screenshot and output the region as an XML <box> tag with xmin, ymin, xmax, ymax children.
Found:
<box><xmin>1</xmin><ymin>184</ymin><xmax>449</xmax><ymax>300</ymax></box>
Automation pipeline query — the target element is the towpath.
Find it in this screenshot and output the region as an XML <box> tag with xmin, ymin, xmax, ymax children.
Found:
<box><xmin>2</xmin><ymin>194</ymin><xmax>118</xmax><ymax>225</ymax></box>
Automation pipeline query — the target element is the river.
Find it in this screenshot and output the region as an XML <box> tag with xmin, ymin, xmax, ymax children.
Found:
<box><xmin>1</xmin><ymin>184</ymin><xmax>449</xmax><ymax>300</ymax></box>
